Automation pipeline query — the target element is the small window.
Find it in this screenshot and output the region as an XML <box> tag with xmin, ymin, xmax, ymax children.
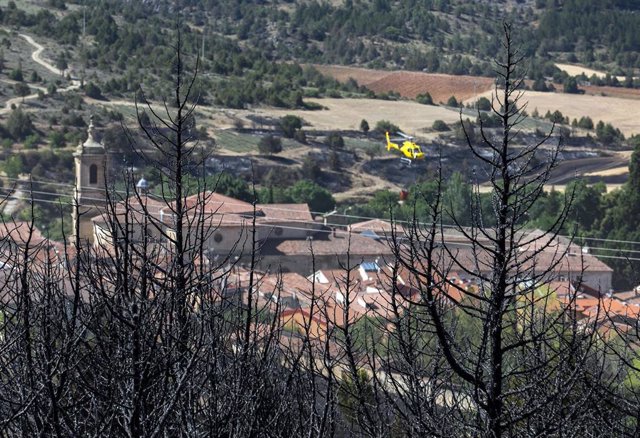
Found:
<box><xmin>213</xmin><ymin>233</ymin><xmax>223</xmax><ymax>243</ymax></box>
<box><xmin>89</xmin><ymin>164</ymin><xmax>98</xmax><ymax>184</ymax></box>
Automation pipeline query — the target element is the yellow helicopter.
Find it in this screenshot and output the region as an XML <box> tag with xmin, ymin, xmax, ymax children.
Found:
<box><xmin>385</xmin><ymin>131</ymin><xmax>425</xmax><ymax>163</ymax></box>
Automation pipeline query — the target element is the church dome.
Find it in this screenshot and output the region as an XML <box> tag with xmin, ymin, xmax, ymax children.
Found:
<box><xmin>136</xmin><ymin>177</ymin><xmax>149</xmax><ymax>191</ymax></box>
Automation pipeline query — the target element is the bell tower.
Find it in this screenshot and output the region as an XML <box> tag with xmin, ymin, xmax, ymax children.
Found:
<box><xmin>72</xmin><ymin>117</ymin><xmax>108</xmax><ymax>242</ymax></box>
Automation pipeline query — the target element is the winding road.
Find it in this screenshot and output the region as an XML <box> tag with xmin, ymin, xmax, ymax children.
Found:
<box><xmin>0</xmin><ymin>30</ymin><xmax>81</xmax><ymax>115</ymax></box>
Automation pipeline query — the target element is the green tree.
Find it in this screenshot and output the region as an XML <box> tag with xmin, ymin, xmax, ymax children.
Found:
<box><xmin>432</xmin><ymin>120</ymin><xmax>450</xmax><ymax>131</ymax></box>
<box><xmin>6</xmin><ymin>108</ymin><xmax>34</xmax><ymax>140</ymax></box>
<box><xmin>577</xmin><ymin>116</ymin><xmax>594</xmax><ymax>130</ymax></box>
<box><xmin>416</xmin><ymin>92</ymin><xmax>434</xmax><ymax>105</ymax></box>
<box><xmin>563</xmin><ymin>76</ymin><xmax>580</xmax><ymax>94</ymax></box>
<box><xmin>48</xmin><ymin>130</ymin><xmax>66</xmax><ymax>148</ymax></box>
<box><xmin>446</xmin><ymin>95</ymin><xmax>459</xmax><ymax>107</ymax></box>
<box><xmin>13</xmin><ymin>82</ymin><xmax>30</xmax><ymax>102</ymax></box>
<box><xmin>85</xmin><ymin>82</ymin><xmax>103</xmax><ymax>99</ymax></box>
<box><xmin>595</xmin><ymin>121</ymin><xmax>624</xmax><ymax>144</ymax></box>
<box><xmin>476</xmin><ymin>96</ymin><xmax>492</xmax><ymax>111</ymax></box>
<box><xmin>337</xmin><ymin>369</ymin><xmax>376</xmax><ymax>428</ymax></box>
<box><xmin>288</xmin><ymin>180</ymin><xmax>335</xmax><ymax>212</ymax></box>
<box><xmin>360</xmin><ymin>119</ymin><xmax>370</xmax><ymax>134</ymax></box>
<box><xmin>55</xmin><ymin>51</ymin><xmax>68</xmax><ymax>76</ymax></box>
<box><xmin>258</xmin><ymin>135</ymin><xmax>283</xmax><ymax>155</ymax></box>
<box><xmin>207</xmin><ymin>173</ymin><xmax>252</xmax><ymax>202</ymax></box>
<box><xmin>8</xmin><ymin>68</ymin><xmax>23</xmax><ymax>81</ymax></box>
<box><xmin>443</xmin><ymin>172</ymin><xmax>472</xmax><ymax>225</ymax></box>
<box><xmin>279</xmin><ymin>115</ymin><xmax>303</xmax><ymax>138</ymax></box>
<box><xmin>3</xmin><ymin>154</ymin><xmax>24</xmax><ymax>178</ymax></box>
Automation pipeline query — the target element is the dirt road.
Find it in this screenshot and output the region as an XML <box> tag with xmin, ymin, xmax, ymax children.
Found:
<box><xmin>0</xmin><ymin>30</ymin><xmax>81</xmax><ymax>115</ymax></box>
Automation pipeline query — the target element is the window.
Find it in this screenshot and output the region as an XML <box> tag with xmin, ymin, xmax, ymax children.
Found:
<box><xmin>89</xmin><ymin>164</ymin><xmax>98</xmax><ymax>184</ymax></box>
<box><xmin>213</xmin><ymin>233</ymin><xmax>223</xmax><ymax>243</ymax></box>
<box><xmin>274</xmin><ymin>227</ymin><xmax>283</xmax><ymax>237</ymax></box>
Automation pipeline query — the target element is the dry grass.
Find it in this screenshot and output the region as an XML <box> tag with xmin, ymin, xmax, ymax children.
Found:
<box><xmin>555</xmin><ymin>63</ymin><xmax>628</xmax><ymax>81</ymax></box>
<box><xmin>581</xmin><ymin>85</ymin><xmax>640</xmax><ymax>100</ymax></box>
<box><xmin>478</xmin><ymin>183</ymin><xmax>625</xmax><ymax>194</ymax></box>
<box><xmin>469</xmin><ymin>89</ymin><xmax>640</xmax><ymax>137</ymax></box>
<box><xmin>584</xmin><ymin>166</ymin><xmax>628</xmax><ymax>177</ymax></box>
<box><xmin>244</xmin><ymin>98</ymin><xmax>464</xmax><ymax>133</ymax></box>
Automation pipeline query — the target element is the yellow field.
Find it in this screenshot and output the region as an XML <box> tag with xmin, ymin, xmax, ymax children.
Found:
<box><xmin>242</xmin><ymin>98</ymin><xmax>464</xmax><ymax>133</ymax></box>
<box><xmin>468</xmin><ymin>90</ymin><xmax>640</xmax><ymax>137</ymax></box>
<box><xmin>554</xmin><ymin>63</ymin><xmax>627</xmax><ymax>81</ymax></box>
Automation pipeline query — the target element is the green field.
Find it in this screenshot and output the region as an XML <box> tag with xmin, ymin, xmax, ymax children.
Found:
<box><xmin>213</xmin><ymin>130</ymin><xmax>303</xmax><ymax>153</ymax></box>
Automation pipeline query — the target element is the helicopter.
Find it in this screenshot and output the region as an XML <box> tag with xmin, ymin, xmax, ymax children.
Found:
<box><xmin>385</xmin><ymin>131</ymin><xmax>425</xmax><ymax>163</ymax></box>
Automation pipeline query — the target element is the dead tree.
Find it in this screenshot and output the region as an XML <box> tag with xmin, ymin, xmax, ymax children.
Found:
<box><xmin>384</xmin><ymin>23</ymin><xmax>601</xmax><ymax>438</ymax></box>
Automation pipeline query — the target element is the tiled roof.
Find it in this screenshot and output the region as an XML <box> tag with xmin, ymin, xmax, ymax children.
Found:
<box><xmin>263</xmin><ymin>231</ymin><xmax>393</xmax><ymax>257</ymax></box>
<box><xmin>257</xmin><ymin>204</ymin><xmax>314</xmax><ymax>222</ymax></box>
<box><xmin>0</xmin><ymin>221</ymin><xmax>47</xmax><ymax>246</ymax></box>
<box><xmin>348</xmin><ymin>219</ymin><xmax>405</xmax><ymax>235</ymax></box>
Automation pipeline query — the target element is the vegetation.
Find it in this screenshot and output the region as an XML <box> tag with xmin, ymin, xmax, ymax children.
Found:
<box><xmin>359</xmin><ymin>119</ymin><xmax>369</xmax><ymax>134</ymax></box>
<box><xmin>325</xmin><ymin>131</ymin><xmax>344</xmax><ymax>149</ymax></box>
<box><xmin>432</xmin><ymin>119</ymin><xmax>450</xmax><ymax>131</ymax></box>
<box><xmin>258</xmin><ymin>135</ymin><xmax>282</xmax><ymax>155</ymax></box>
<box><xmin>1</xmin><ymin>14</ymin><xmax>640</xmax><ymax>438</ymax></box>
<box><xmin>374</xmin><ymin>120</ymin><xmax>400</xmax><ymax>134</ymax></box>
<box><xmin>416</xmin><ymin>92</ymin><xmax>434</xmax><ymax>105</ymax></box>
<box><xmin>279</xmin><ymin>115</ymin><xmax>303</xmax><ymax>138</ymax></box>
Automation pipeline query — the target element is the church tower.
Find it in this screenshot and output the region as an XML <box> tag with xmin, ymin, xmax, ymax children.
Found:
<box><xmin>72</xmin><ymin>117</ymin><xmax>108</xmax><ymax>242</ymax></box>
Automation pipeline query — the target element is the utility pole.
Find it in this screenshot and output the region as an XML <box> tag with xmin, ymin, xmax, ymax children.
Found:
<box><xmin>202</xmin><ymin>27</ymin><xmax>206</xmax><ymax>60</ymax></box>
<box><xmin>80</xmin><ymin>0</ymin><xmax>86</xmax><ymax>87</ymax></box>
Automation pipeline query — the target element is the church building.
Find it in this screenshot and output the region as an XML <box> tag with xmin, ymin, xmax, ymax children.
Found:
<box><xmin>72</xmin><ymin>117</ymin><xmax>108</xmax><ymax>242</ymax></box>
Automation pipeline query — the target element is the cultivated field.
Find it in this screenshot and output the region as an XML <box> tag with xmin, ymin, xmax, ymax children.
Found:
<box><xmin>555</xmin><ymin>63</ymin><xmax>627</xmax><ymax>81</ymax></box>
<box><xmin>468</xmin><ymin>90</ymin><xmax>640</xmax><ymax>137</ymax></box>
<box><xmin>242</xmin><ymin>98</ymin><xmax>465</xmax><ymax>133</ymax></box>
<box><xmin>581</xmin><ymin>85</ymin><xmax>640</xmax><ymax>100</ymax></box>
<box><xmin>313</xmin><ymin>65</ymin><xmax>495</xmax><ymax>103</ymax></box>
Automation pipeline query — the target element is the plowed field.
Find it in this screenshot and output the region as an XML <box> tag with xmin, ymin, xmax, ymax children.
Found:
<box><xmin>313</xmin><ymin>65</ymin><xmax>494</xmax><ymax>103</ymax></box>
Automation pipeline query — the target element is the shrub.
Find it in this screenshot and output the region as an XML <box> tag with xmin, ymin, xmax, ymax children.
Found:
<box><xmin>258</xmin><ymin>135</ymin><xmax>283</xmax><ymax>155</ymax></box>
<box><xmin>48</xmin><ymin>131</ymin><xmax>66</xmax><ymax>148</ymax></box>
<box><xmin>365</xmin><ymin>144</ymin><xmax>381</xmax><ymax>160</ymax></box>
<box><xmin>375</xmin><ymin>120</ymin><xmax>400</xmax><ymax>134</ymax></box>
<box><xmin>279</xmin><ymin>115</ymin><xmax>303</xmax><ymax>138</ymax></box>
<box><xmin>85</xmin><ymin>82</ymin><xmax>103</xmax><ymax>99</ymax></box>
<box><xmin>24</xmin><ymin>134</ymin><xmax>40</xmax><ymax>149</ymax></box>
<box><xmin>446</xmin><ymin>95</ymin><xmax>459</xmax><ymax>107</ymax></box>
<box><xmin>432</xmin><ymin>120</ymin><xmax>450</xmax><ymax>131</ymax></box>
<box><xmin>416</xmin><ymin>92</ymin><xmax>434</xmax><ymax>105</ymax></box>
<box><xmin>6</xmin><ymin>108</ymin><xmax>34</xmax><ymax>140</ymax></box>
<box><xmin>476</xmin><ymin>97</ymin><xmax>492</xmax><ymax>111</ymax></box>
<box><xmin>360</xmin><ymin>119</ymin><xmax>370</xmax><ymax>133</ymax></box>
<box><xmin>577</xmin><ymin>116</ymin><xmax>594</xmax><ymax>130</ymax></box>
<box><xmin>8</xmin><ymin>68</ymin><xmax>23</xmax><ymax>82</ymax></box>
<box><xmin>301</xmin><ymin>157</ymin><xmax>321</xmax><ymax>181</ymax></box>
<box><xmin>325</xmin><ymin>131</ymin><xmax>344</xmax><ymax>149</ymax></box>
<box><xmin>14</xmin><ymin>82</ymin><xmax>30</xmax><ymax>100</ymax></box>
<box><xmin>3</xmin><ymin>155</ymin><xmax>24</xmax><ymax>178</ymax></box>
<box><xmin>563</xmin><ymin>77</ymin><xmax>580</xmax><ymax>94</ymax></box>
